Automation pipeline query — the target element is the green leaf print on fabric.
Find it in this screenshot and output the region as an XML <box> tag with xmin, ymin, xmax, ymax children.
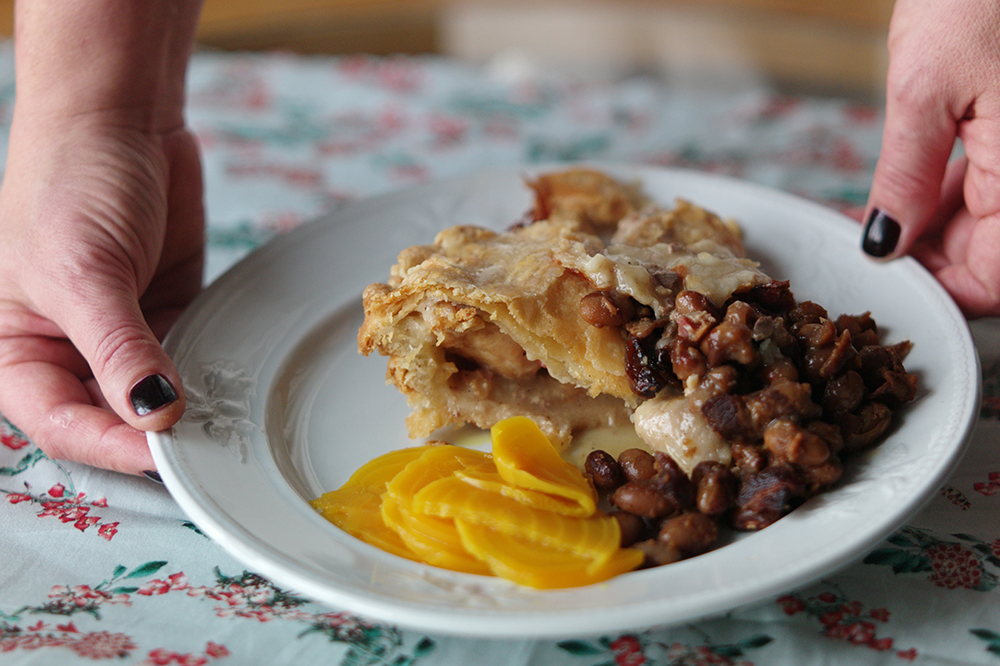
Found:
<box><xmin>1</xmin><ymin>562</ymin><xmax>438</xmax><ymax>665</ymax></box>
<box><xmin>979</xmin><ymin>360</ymin><xmax>1000</xmax><ymax>419</ymax></box>
<box><xmin>864</xmin><ymin>527</ymin><xmax>1000</xmax><ymax>591</ymax></box>
<box><xmin>0</xmin><ymin>447</ymin><xmax>46</xmax><ymax>476</ymax></box>
<box><xmin>971</xmin><ymin>629</ymin><xmax>1000</xmax><ymax>658</ymax></box>
<box><xmin>556</xmin><ymin>628</ymin><xmax>772</xmax><ymax>665</ymax></box>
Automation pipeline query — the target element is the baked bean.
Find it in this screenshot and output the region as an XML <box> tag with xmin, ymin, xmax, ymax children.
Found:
<box><xmin>611</xmin><ymin>481</ymin><xmax>675</xmax><ymax>519</ymax></box>
<box><xmin>805</xmin><ymin>420</ymin><xmax>844</xmax><ymax>456</ymax></box>
<box><xmin>701</xmin><ymin>320</ymin><xmax>757</xmax><ymax>367</ymax></box>
<box><xmin>618</xmin><ymin>448</ymin><xmax>656</xmax><ymax>483</ymax></box>
<box><xmin>673</xmin><ymin>290</ymin><xmax>721</xmax><ymax>343</ymax></box>
<box><xmin>610</xmin><ymin>510</ymin><xmax>648</xmax><ymax>547</ymax></box>
<box><xmin>789</xmin><ymin>301</ymin><xmax>829</xmax><ymax>326</ymax></box>
<box><xmin>675</xmin><ymin>289</ymin><xmax>721</xmax><ymax>318</ymax></box>
<box><xmin>822</xmin><ymin>370</ymin><xmax>865</xmax><ymax>415</ymax></box>
<box><xmin>730</xmin><ymin>280</ymin><xmax>797</xmax><ymax>313</ymax></box>
<box><xmin>584</xmin><ymin>450</ymin><xmax>624</xmax><ymax>492</ymax></box>
<box><xmin>763</xmin><ymin>419</ymin><xmax>830</xmax><ymax>466</ymax></box>
<box><xmin>836</xmin><ymin>312</ymin><xmax>880</xmax><ymax>348</ymax></box>
<box><xmin>580</xmin><ymin>291</ymin><xmax>634</xmax><ymax>328</ymax></box>
<box><xmin>701</xmin><ymin>393</ymin><xmax>755</xmax><ymax>441</ymax></box>
<box><xmin>796</xmin><ymin>319</ymin><xmax>837</xmax><ymax>347</ymax></box>
<box><xmin>730</xmin><ymin>442</ymin><xmax>767</xmax><ymax>477</ymax></box>
<box><xmin>800</xmin><ymin>459</ymin><xmax>843</xmax><ymax>492</ymax></box>
<box><xmin>751</xmin><ymin>315</ymin><xmax>790</xmax><ymax>345</ymax></box>
<box><xmin>745</xmin><ymin>381</ymin><xmax>821</xmax><ymax>434</ymax></box>
<box><xmin>670</xmin><ymin>340</ymin><xmax>707</xmax><ymax>382</ymax></box>
<box><xmin>839</xmin><ymin>401</ymin><xmax>892</xmax><ymax>452</ymax></box>
<box><xmin>600</xmin><ymin>279</ymin><xmax>917</xmax><ymax>563</ymax></box>
<box><xmin>687</xmin><ymin>365</ymin><xmax>740</xmax><ymax>410</ymax></box>
<box><xmin>633</xmin><ymin>539</ymin><xmax>682</xmax><ymax>568</ymax></box>
<box><xmin>652</xmin><ymin>452</ymin><xmax>696</xmax><ymax>511</ymax></box>
<box><xmin>692</xmin><ymin>461</ymin><xmax>737</xmax><ymax>516</ymax></box>
<box><xmin>870</xmin><ymin>367</ymin><xmax>919</xmax><ymax>408</ymax></box>
<box><xmin>762</xmin><ymin>356</ymin><xmax>799</xmax><ymax>385</ymax></box>
<box><xmin>658</xmin><ymin>512</ymin><xmax>718</xmax><ymax>555</ymax></box>
<box><xmin>724</xmin><ymin>300</ymin><xmax>757</xmax><ymax>328</ymax></box>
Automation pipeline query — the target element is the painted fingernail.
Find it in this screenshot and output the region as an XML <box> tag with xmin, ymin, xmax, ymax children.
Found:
<box><xmin>142</xmin><ymin>470</ymin><xmax>163</xmax><ymax>483</ymax></box>
<box><xmin>862</xmin><ymin>208</ymin><xmax>901</xmax><ymax>258</ymax></box>
<box><xmin>129</xmin><ymin>374</ymin><xmax>178</xmax><ymax>416</ymax></box>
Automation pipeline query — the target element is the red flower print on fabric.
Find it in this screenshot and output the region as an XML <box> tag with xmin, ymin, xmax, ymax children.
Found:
<box><xmin>973</xmin><ymin>472</ymin><xmax>1000</xmax><ymax>496</ymax></box>
<box><xmin>5</xmin><ymin>481</ymin><xmax>119</xmax><ymax>539</ymax></box>
<box><xmin>558</xmin><ymin>630</ymin><xmax>772</xmax><ymax>665</ymax></box>
<box><xmin>1</xmin><ymin>562</ymin><xmax>434</xmax><ymax>664</ymax></box>
<box><xmin>940</xmin><ymin>485</ymin><xmax>972</xmax><ymax>509</ymax></box>
<box><xmin>0</xmin><ymin>624</ymin><xmax>135</xmax><ymax>659</ymax></box>
<box><xmin>1</xmin><ymin>430</ymin><xmax>29</xmax><ymax>450</ymax></box>
<box><xmin>776</xmin><ymin>586</ymin><xmax>916</xmax><ymax>660</ymax></box>
<box><xmin>140</xmin><ymin>643</ymin><xmax>229</xmax><ymax>666</ymax></box>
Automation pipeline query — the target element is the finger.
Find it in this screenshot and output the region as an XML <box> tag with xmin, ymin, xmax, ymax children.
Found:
<box><xmin>928</xmin><ymin>156</ymin><xmax>969</xmax><ymax>237</ymax></box>
<box><xmin>0</xmin><ymin>359</ymin><xmax>155</xmax><ymax>474</ymax></box>
<box><xmin>44</xmin><ymin>275</ymin><xmax>185</xmax><ymax>434</ymax></box>
<box><xmin>904</xmin><ymin>157</ymin><xmax>970</xmax><ymax>272</ymax></box>
<box><xmin>862</xmin><ymin>67</ymin><xmax>959</xmax><ymax>259</ymax></box>
<box><xmin>910</xmin><ymin>207</ymin><xmax>977</xmax><ymax>274</ymax></box>
<box><xmin>934</xmin><ymin>213</ymin><xmax>1000</xmax><ymax>317</ymax></box>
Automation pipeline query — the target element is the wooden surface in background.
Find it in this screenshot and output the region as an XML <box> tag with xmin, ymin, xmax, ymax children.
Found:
<box><xmin>0</xmin><ymin>0</ymin><xmax>895</xmax><ymax>95</ymax></box>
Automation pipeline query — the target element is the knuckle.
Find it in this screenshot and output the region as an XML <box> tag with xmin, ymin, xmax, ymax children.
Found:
<box><xmin>88</xmin><ymin>320</ymin><xmax>155</xmax><ymax>381</ymax></box>
<box><xmin>875</xmin><ymin>156</ymin><xmax>942</xmax><ymax>205</ymax></box>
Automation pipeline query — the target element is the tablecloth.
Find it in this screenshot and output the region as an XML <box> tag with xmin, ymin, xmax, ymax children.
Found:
<box><xmin>1</xmin><ymin>45</ymin><xmax>999</xmax><ymax>665</ymax></box>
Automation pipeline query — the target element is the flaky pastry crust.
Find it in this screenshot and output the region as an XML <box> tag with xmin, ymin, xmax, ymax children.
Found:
<box><xmin>358</xmin><ymin>169</ymin><xmax>765</xmax><ymax>447</ymax></box>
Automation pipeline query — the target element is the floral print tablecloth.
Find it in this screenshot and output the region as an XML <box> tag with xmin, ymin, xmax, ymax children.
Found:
<box><xmin>1</xmin><ymin>46</ymin><xmax>999</xmax><ymax>665</ymax></box>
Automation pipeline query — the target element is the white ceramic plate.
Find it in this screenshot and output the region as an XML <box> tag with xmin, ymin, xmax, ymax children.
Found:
<box><xmin>149</xmin><ymin>164</ymin><xmax>979</xmax><ymax>639</ymax></box>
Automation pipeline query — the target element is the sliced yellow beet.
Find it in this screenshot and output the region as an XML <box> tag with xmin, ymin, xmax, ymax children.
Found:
<box><xmin>339</xmin><ymin>445</ymin><xmax>439</xmax><ymax>489</ymax></box>
<box><xmin>454</xmin><ymin>468</ymin><xmax>592</xmax><ymax>517</ymax></box>
<box><xmin>311</xmin><ymin>422</ymin><xmax>647</xmax><ymax>588</ymax></box>
<box><xmin>413</xmin><ymin>474</ymin><xmax>620</xmax><ymax>563</ymax></box>
<box><xmin>311</xmin><ymin>483</ymin><xmax>419</xmax><ymax>562</ymax></box>
<box><xmin>455</xmin><ymin>519</ymin><xmax>645</xmax><ymax>589</ymax></box>
<box><xmin>385</xmin><ymin>445</ymin><xmax>493</xmax><ymax>505</ymax></box>
<box><xmin>309</xmin><ymin>446</ymin><xmax>437</xmax><ymax>561</ymax></box>
<box><xmin>381</xmin><ymin>494</ymin><xmax>491</xmax><ymax>575</ymax></box>
<box><xmin>491</xmin><ymin>416</ymin><xmax>596</xmax><ymax>515</ymax></box>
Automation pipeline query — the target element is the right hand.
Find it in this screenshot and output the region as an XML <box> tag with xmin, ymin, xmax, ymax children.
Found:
<box><xmin>862</xmin><ymin>0</ymin><xmax>1000</xmax><ymax>318</ymax></box>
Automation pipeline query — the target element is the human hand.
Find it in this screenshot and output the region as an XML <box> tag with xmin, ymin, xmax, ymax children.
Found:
<box><xmin>862</xmin><ymin>0</ymin><xmax>1000</xmax><ymax>318</ymax></box>
<box><xmin>0</xmin><ymin>0</ymin><xmax>205</xmax><ymax>474</ymax></box>
<box><xmin>0</xmin><ymin>117</ymin><xmax>204</xmax><ymax>475</ymax></box>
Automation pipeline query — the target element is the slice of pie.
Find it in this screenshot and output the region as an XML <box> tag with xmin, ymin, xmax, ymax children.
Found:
<box><xmin>359</xmin><ymin>167</ymin><xmax>918</xmax><ymax>533</ymax></box>
<box><xmin>358</xmin><ymin>169</ymin><xmax>769</xmax><ymax>449</ymax></box>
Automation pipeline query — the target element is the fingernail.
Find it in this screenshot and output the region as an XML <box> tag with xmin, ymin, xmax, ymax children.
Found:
<box><xmin>142</xmin><ymin>470</ymin><xmax>163</xmax><ymax>483</ymax></box>
<box><xmin>129</xmin><ymin>374</ymin><xmax>178</xmax><ymax>416</ymax></box>
<box><xmin>862</xmin><ymin>208</ymin><xmax>901</xmax><ymax>258</ymax></box>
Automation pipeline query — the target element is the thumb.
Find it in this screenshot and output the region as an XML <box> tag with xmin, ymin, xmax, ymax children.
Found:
<box><xmin>55</xmin><ymin>279</ymin><xmax>185</xmax><ymax>433</ymax></box>
<box><xmin>863</xmin><ymin>80</ymin><xmax>958</xmax><ymax>259</ymax></box>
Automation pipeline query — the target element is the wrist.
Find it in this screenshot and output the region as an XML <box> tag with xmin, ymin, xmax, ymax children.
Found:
<box><xmin>13</xmin><ymin>0</ymin><xmax>203</xmax><ymax>130</ymax></box>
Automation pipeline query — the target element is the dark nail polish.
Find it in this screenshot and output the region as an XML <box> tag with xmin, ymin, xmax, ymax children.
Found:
<box><xmin>862</xmin><ymin>208</ymin><xmax>901</xmax><ymax>258</ymax></box>
<box><xmin>142</xmin><ymin>470</ymin><xmax>163</xmax><ymax>483</ymax></box>
<box><xmin>129</xmin><ymin>374</ymin><xmax>178</xmax><ymax>416</ymax></box>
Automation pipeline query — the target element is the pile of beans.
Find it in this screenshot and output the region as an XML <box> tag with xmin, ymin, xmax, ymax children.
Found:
<box><xmin>580</xmin><ymin>279</ymin><xmax>919</xmax><ymax>568</ymax></box>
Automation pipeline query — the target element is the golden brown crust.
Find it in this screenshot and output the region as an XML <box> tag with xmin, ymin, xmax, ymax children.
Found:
<box><xmin>358</xmin><ymin>169</ymin><xmax>767</xmax><ymax>447</ymax></box>
<box><xmin>526</xmin><ymin>168</ymin><xmax>647</xmax><ymax>231</ymax></box>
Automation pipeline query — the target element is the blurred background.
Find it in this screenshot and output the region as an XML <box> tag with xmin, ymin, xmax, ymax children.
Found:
<box><xmin>0</xmin><ymin>0</ymin><xmax>894</xmax><ymax>100</ymax></box>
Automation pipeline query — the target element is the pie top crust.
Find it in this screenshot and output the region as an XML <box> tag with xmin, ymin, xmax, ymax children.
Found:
<box><xmin>358</xmin><ymin>169</ymin><xmax>767</xmax><ymax>446</ymax></box>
